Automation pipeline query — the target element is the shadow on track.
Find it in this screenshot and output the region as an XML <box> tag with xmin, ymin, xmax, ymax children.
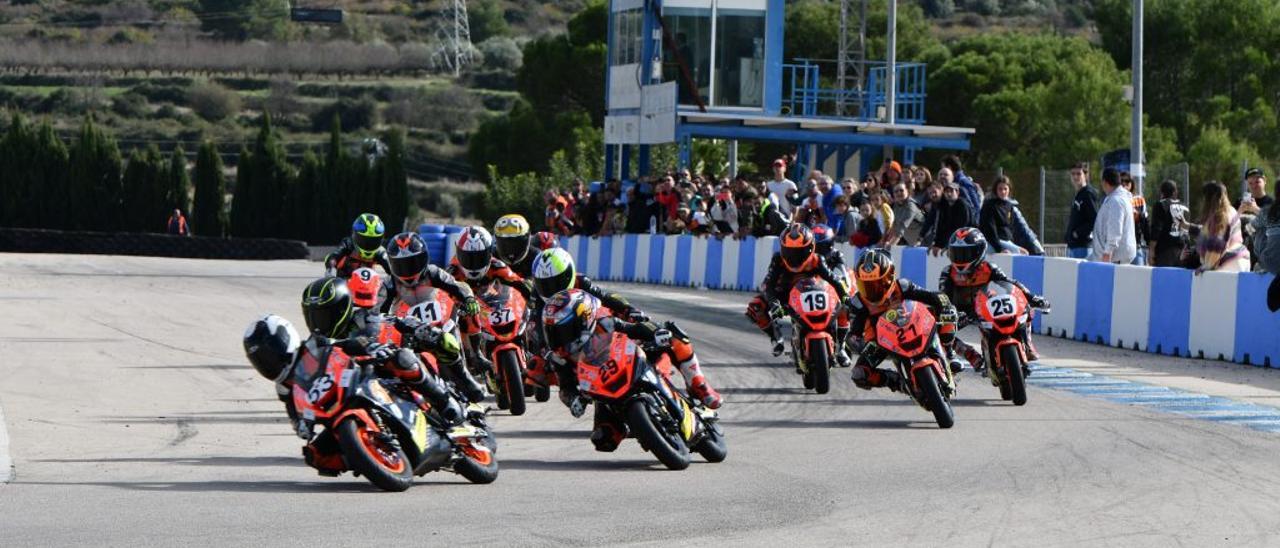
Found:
<box><xmin>500</xmin><ymin>458</ymin><xmax>670</xmax><ymax>472</ymax></box>
<box><xmin>723</xmin><ymin>418</ymin><xmax>922</xmax><ymax>430</ymax></box>
<box><xmin>33</xmin><ymin>456</ymin><xmax>298</xmax><ymax>467</ymax></box>
<box><xmin>16</xmin><ymin>479</ymin><xmax>466</xmax><ymax>493</ymax></box>
<box><xmin>494</xmin><ymin>429</ymin><xmax>586</xmax><ymax>440</ymax></box>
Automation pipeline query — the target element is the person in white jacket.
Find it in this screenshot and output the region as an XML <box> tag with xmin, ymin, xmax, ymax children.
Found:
<box><xmin>1089</xmin><ymin>168</ymin><xmax>1138</xmax><ymax>264</ymax></box>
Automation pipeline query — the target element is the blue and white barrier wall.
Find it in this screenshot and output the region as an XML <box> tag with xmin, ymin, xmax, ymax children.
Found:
<box><xmin>556</xmin><ymin>234</ymin><xmax>1280</xmax><ymax>368</ymax></box>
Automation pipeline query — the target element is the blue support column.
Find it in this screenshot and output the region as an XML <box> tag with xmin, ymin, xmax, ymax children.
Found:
<box><xmin>678</xmin><ymin>133</ymin><xmax>691</xmax><ymax>170</ymax></box>
<box><xmin>620</xmin><ymin>144</ymin><xmax>632</xmax><ymax>181</ymax></box>
<box><xmin>638</xmin><ymin>144</ymin><xmax>651</xmax><ymax>178</ymax></box>
<box><xmin>605</xmin><ymin>144</ymin><xmax>617</xmax><ymax>181</ymax></box>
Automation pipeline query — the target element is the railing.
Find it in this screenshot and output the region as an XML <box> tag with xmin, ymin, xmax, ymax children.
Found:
<box><xmin>781</xmin><ymin>59</ymin><xmax>927</xmax><ymax>124</ymax></box>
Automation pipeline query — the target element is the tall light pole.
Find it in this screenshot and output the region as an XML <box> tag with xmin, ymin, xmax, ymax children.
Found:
<box><xmin>1131</xmin><ymin>0</ymin><xmax>1144</xmax><ymax>194</ymax></box>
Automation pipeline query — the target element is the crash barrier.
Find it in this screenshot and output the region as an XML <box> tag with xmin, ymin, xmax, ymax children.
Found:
<box><xmin>0</xmin><ymin>228</ymin><xmax>308</xmax><ymax>260</ymax></box>
<box><xmin>555</xmin><ymin>234</ymin><xmax>1280</xmax><ymax>369</ymax></box>
<box><xmin>418</xmin><ymin>224</ymin><xmax>465</xmax><ymax>267</ymax></box>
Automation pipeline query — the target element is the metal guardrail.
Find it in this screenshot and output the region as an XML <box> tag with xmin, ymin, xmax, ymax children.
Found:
<box><xmin>781</xmin><ymin>59</ymin><xmax>926</xmax><ymax>123</ymax></box>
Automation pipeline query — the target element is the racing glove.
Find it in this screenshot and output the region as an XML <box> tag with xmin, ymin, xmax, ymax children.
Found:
<box><xmin>626</xmin><ymin>308</ymin><xmax>650</xmax><ymax>323</ymax></box>
<box><xmin>652</xmin><ymin>328</ymin><xmax>673</xmax><ymax>349</ymax></box>
<box><xmin>1029</xmin><ymin>295</ymin><xmax>1048</xmax><ymax>309</ymax></box>
<box><xmin>463</xmin><ymin>296</ymin><xmax>482</xmax><ymax>317</ymax></box>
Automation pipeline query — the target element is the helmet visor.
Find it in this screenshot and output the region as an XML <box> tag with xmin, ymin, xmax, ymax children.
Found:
<box><xmin>781</xmin><ymin>245</ymin><xmax>812</xmax><ymax>271</ymax></box>
<box><xmin>389</xmin><ymin>252</ymin><xmax>428</xmax><ymax>283</ymax></box>
<box><xmin>544</xmin><ymin>319</ymin><xmax>582</xmax><ymax>351</ymax></box>
<box><xmin>496</xmin><ymin>234</ymin><xmax>530</xmax><ymax>263</ymax></box>
<box><xmin>535</xmin><ymin>269</ymin><xmax>574</xmax><ymax>298</ymax></box>
<box><xmin>353</xmin><ymin>232</ymin><xmax>383</xmax><ymax>254</ymax></box>
<box><xmin>948</xmin><ymin>244</ymin><xmax>984</xmax><ymax>270</ymax></box>
<box><xmin>856</xmin><ymin>277</ymin><xmax>893</xmax><ymax>305</ymax></box>
<box><xmin>457</xmin><ymin>248</ymin><xmax>491</xmax><ymax>273</ymax></box>
<box><xmin>303</xmin><ymin>301</ymin><xmax>351</xmax><ymax>338</ymax></box>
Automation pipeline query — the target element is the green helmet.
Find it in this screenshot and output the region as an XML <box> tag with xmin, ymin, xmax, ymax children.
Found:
<box><xmin>351</xmin><ymin>213</ymin><xmax>386</xmax><ymax>260</ymax></box>
<box><xmin>300</xmin><ymin>277</ymin><xmax>354</xmax><ymax>338</ymax></box>
<box><xmin>532</xmin><ymin>248</ymin><xmax>576</xmax><ymax>297</ymax></box>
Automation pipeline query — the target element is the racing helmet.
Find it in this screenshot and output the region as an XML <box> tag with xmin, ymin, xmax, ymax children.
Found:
<box><xmin>455</xmin><ymin>226</ymin><xmax>495</xmax><ymax>281</ymax></box>
<box><xmin>351</xmin><ymin>213</ymin><xmax>386</xmax><ymax>260</ymax></box>
<box><xmin>542</xmin><ymin>289</ymin><xmax>602</xmax><ymax>355</ymax></box>
<box><xmin>532</xmin><ymin>248</ymin><xmax>577</xmax><ymax>298</ymax></box>
<box><xmin>300</xmin><ymin>277</ymin><xmax>354</xmax><ymax>338</ymax></box>
<box><xmin>854</xmin><ymin>249</ymin><xmax>899</xmax><ymax>308</ymax></box>
<box><xmin>947</xmin><ymin>228</ymin><xmax>988</xmax><ymax>276</ymax></box>
<box><xmin>812</xmin><ymin>223</ymin><xmax>835</xmax><ymax>256</ymax></box>
<box><xmin>493</xmin><ymin>214</ymin><xmax>531</xmax><ymax>264</ymax></box>
<box><xmin>243</xmin><ymin>314</ymin><xmax>301</xmax><ymax>382</ymax></box>
<box><xmin>531</xmin><ymin>231</ymin><xmax>558</xmax><ymax>253</ymax></box>
<box><xmin>347</xmin><ymin>267</ymin><xmax>382</xmax><ymax>309</ymax></box>
<box><xmin>779</xmin><ymin>224</ymin><xmax>818</xmax><ymax>273</ymax></box>
<box><xmin>387</xmin><ymin>232</ymin><xmax>429</xmax><ymax>285</ymax></box>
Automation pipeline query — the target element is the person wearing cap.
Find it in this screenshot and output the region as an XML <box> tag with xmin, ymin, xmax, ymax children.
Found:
<box><xmin>929</xmin><ymin>178</ymin><xmax>977</xmax><ymax>256</ymax></box>
<box><xmin>880</xmin><ymin>160</ymin><xmax>904</xmax><ymax>189</ymax></box>
<box><xmin>767</xmin><ymin>159</ymin><xmax>798</xmax><ymax>217</ymax></box>
<box><xmin>1237</xmin><ymin>168</ymin><xmax>1272</xmax><ymax>213</ymax></box>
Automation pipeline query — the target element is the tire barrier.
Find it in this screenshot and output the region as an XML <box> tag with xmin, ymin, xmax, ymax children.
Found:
<box><xmin>556</xmin><ymin>234</ymin><xmax>1280</xmax><ymax>369</ymax></box>
<box><xmin>0</xmin><ymin>228</ymin><xmax>309</xmax><ymax>260</ymax></box>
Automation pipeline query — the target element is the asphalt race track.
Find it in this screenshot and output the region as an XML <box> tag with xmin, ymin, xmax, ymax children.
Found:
<box><xmin>3</xmin><ymin>254</ymin><xmax>1280</xmax><ymax>546</ymax></box>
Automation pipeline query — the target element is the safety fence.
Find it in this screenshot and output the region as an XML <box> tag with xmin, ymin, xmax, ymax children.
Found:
<box><xmin>546</xmin><ymin>233</ymin><xmax>1280</xmax><ymax>369</ymax></box>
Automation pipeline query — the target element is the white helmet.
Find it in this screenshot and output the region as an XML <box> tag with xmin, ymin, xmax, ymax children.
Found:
<box><xmin>455</xmin><ymin>226</ymin><xmax>495</xmax><ymax>281</ymax></box>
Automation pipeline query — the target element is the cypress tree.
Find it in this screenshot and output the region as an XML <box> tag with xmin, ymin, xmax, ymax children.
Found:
<box><xmin>248</xmin><ymin>113</ymin><xmax>293</xmax><ymax>238</ymax></box>
<box><xmin>68</xmin><ymin>116</ymin><xmax>123</xmax><ymax>231</ymax></box>
<box><xmin>380</xmin><ymin>128</ymin><xmax>409</xmax><ymax>233</ymax></box>
<box><xmin>167</xmin><ymin>145</ymin><xmax>191</xmax><ymax>215</ymax></box>
<box><xmin>121</xmin><ymin>148</ymin><xmax>152</xmax><ymax>232</ymax></box>
<box><xmin>193</xmin><ymin>141</ymin><xmax>228</xmax><ymax>237</ymax></box>
<box><xmin>324</xmin><ymin>115</ymin><xmax>350</xmax><ymax>242</ymax></box>
<box><xmin>293</xmin><ymin>149</ymin><xmax>322</xmax><ymax>242</ymax></box>
<box><xmin>35</xmin><ymin>121</ymin><xmax>70</xmax><ymax>230</ymax></box>
<box><xmin>0</xmin><ymin>114</ymin><xmax>33</xmax><ymax>227</ymax></box>
<box><xmin>229</xmin><ymin>144</ymin><xmax>253</xmax><ymax>237</ymax></box>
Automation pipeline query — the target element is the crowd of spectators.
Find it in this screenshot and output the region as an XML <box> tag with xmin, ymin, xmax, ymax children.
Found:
<box><xmin>539</xmin><ymin>153</ymin><xmax>1280</xmax><ymax>275</ymax></box>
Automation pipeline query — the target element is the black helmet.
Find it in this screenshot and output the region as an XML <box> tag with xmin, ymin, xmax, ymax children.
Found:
<box><xmin>947</xmin><ymin>228</ymin><xmax>987</xmax><ymax>275</ymax></box>
<box><xmin>301</xmin><ymin>277</ymin><xmax>354</xmax><ymax>338</ymax></box>
<box><xmin>812</xmin><ymin>223</ymin><xmax>835</xmax><ymax>256</ymax></box>
<box><xmin>243</xmin><ymin>314</ymin><xmax>301</xmax><ymax>381</ymax></box>
<box><xmin>387</xmin><ymin>232</ymin><xmax>429</xmax><ymax>285</ymax></box>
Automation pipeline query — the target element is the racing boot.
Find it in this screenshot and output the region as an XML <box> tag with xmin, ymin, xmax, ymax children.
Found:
<box><xmin>954</xmin><ymin>339</ymin><xmax>985</xmax><ymax>374</ymax></box>
<box><xmin>442</xmin><ymin>355</ymin><xmax>487</xmax><ymax>405</ymax></box>
<box><xmin>667</xmin><ymin>333</ymin><xmax>722</xmax><ymax>409</ymax></box>
<box><xmin>767</xmin><ymin>322</ymin><xmax>785</xmax><ymax>357</ymax></box>
<box><xmin>590</xmin><ymin>407</ymin><xmax>626</xmax><ymax>452</ymax></box>
<box><xmin>835</xmin><ymin>322</ymin><xmax>852</xmax><ymax>367</ymax></box>
<box><xmin>851</xmin><ymin>363</ymin><xmax>906</xmax><ymax>393</ymax></box>
<box><xmin>395</xmin><ymin>350</ymin><xmax>466</xmax><ymax>425</ymax></box>
<box><xmin>688</xmin><ymin>375</ymin><xmax>723</xmax><ymax>409</ymax></box>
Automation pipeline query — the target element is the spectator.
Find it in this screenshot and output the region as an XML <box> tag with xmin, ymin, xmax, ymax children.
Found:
<box><xmin>884</xmin><ymin>183</ymin><xmax>924</xmax><ymax>247</ymax></box>
<box><xmin>818</xmin><ymin>175</ymin><xmax>844</xmax><ymax>222</ymax></box>
<box><xmin>929</xmin><ymin>179</ymin><xmax>975</xmax><ymax>256</ymax></box>
<box><xmin>1119</xmin><ymin>173</ymin><xmax>1151</xmax><ymax>265</ymax></box>
<box><xmin>748</xmin><ymin>188</ymin><xmax>789</xmax><ymax>238</ymax></box>
<box><xmin>909</xmin><ymin>165</ymin><xmax>934</xmax><ymax>206</ymax></box>
<box><xmin>709</xmin><ymin>188</ymin><xmax>738</xmax><ymax>235</ymax></box>
<box><xmin>1249</xmin><ymin>182</ymin><xmax>1280</xmax><ymax>274</ymax></box>
<box><xmin>1088</xmin><ymin>168</ymin><xmax>1137</xmax><ymax>264</ymax></box>
<box><xmin>1187</xmin><ymin>181</ymin><xmax>1251</xmax><ymax>273</ymax></box>
<box><xmin>624</xmin><ymin>185</ymin><xmax>655</xmax><ymax>234</ymax></box>
<box><xmin>868</xmin><ymin>189</ymin><xmax>895</xmax><ymax>239</ymax></box>
<box><xmin>1149</xmin><ymin>180</ymin><xmax>1191</xmax><ymax>267</ymax></box>
<box><xmin>1237</xmin><ymin>168</ymin><xmax>1271</xmax><ymax>261</ymax></box>
<box><xmin>655</xmin><ymin>176</ymin><xmax>681</xmax><ymax>223</ymax></box>
<box><xmin>979</xmin><ymin>176</ymin><xmax>1042</xmax><ymax>255</ymax></box>
<box><xmin>736</xmin><ymin>188</ymin><xmax>757</xmax><ymax>239</ymax></box>
<box><xmin>167</xmin><ymin>209</ymin><xmax>190</xmax><ymax>236</ymax></box>
<box><xmin>793</xmin><ymin>191</ymin><xmax>827</xmax><ymax>226</ymax></box>
<box><xmin>879</xmin><ymin>160</ymin><xmax>904</xmax><ymax>190</ymax></box>
<box><xmin>766</xmin><ymin>159</ymin><xmax>798</xmax><ymax>217</ymax></box>
<box><xmin>800</xmin><ymin>169</ymin><xmax>825</xmax><ymax>200</ymax></box>
<box><xmin>831</xmin><ymin>195</ymin><xmax>861</xmax><ymax>242</ymax></box>
<box><xmin>1065</xmin><ymin>162</ymin><xmax>1101</xmax><ymax>259</ymax></box>
<box><xmin>839</xmin><ymin>178</ymin><xmax>858</xmax><ymax>206</ymax></box>
<box><xmin>578</xmin><ymin>189</ymin><xmax>610</xmax><ymax>236</ymax></box>
<box><xmin>546</xmin><ymin>191</ymin><xmax>575</xmax><ymax>235</ymax></box>
<box><xmin>851</xmin><ymin>202</ymin><xmax>883</xmax><ymax>248</ymax></box>
<box><xmin>941</xmin><ymin>155</ymin><xmax>982</xmax><ymax>220</ymax></box>
<box><xmin>919</xmin><ymin>182</ymin><xmax>944</xmax><ymax>247</ymax></box>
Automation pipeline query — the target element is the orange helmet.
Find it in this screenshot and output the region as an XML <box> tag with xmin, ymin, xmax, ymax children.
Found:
<box><xmin>854</xmin><ymin>249</ymin><xmax>899</xmax><ymax>308</ymax></box>
<box><xmin>347</xmin><ymin>267</ymin><xmax>382</xmax><ymax>309</ymax></box>
<box><xmin>779</xmin><ymin>224</ymin><xmax>818</xmax><ymax>273</ymax></box>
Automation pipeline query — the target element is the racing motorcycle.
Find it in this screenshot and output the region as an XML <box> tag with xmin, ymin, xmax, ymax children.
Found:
<box><xmin>574</xmin><ymin>330</ymin><xmax>727</xmax><ymax>470</ymax></box>
<box><xmin>873</xmin><ymin>299</ymin><xmax>957</xmax><ymax>428</ymax></box>
<box><xmin>971</xmin><ymin>280</ymin><xmax>1049</xmax><ymax>406</ymax></box>
<box><xmin>772</xmin><ymin>276</ymin><xmax>839</xmax><ymax>394</ymax></box>
<box><xmin>474</xmin><ymin>282</ymin><xmax>548</xmax><ymax>415</ymax></box>
<box><xmin>290</xmin><ymin>344</ymin><xmax>499</xmax><ymax>492</ymax></box>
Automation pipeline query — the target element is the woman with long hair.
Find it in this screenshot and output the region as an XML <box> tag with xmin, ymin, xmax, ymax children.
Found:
<box><xmin>1187</xmin><ymin>181</ymin><xmax>1251</xmax><ymax>272</ymax></box>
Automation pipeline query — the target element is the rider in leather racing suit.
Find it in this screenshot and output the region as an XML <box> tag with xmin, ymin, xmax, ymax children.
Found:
<box><xmin>745</xmin><ymin>224</ymin><xmax>854</xmax><ymax>365</ymax></box>
<box><xmin>939</xmin><ymin>228</ymin><xmax>1046</xmax><ymax>369</ymax></box>
<box><xmin>324</xmin><ymin>213</ymin><xmax>394</xmax><ymax>279</ymax></box>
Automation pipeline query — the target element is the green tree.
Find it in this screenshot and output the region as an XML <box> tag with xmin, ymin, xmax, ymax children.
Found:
<box><xmin>192</xmin><ymin>140</ymin><xmax>228</xmax><ymax>237</ymax></box>
<box><xmin>229</xmin><ymin>144</ymin><xmax>253</xmax><ymax>237</ymax></box>
<box><xmin>786</xmin><ymin>0</ymin><xmax>940</xmax><ymax>65</ymax></box>
<box><xmin>378</xmin><ymin>128</ymin><xmax>410</xmax><ymax>234</ymax></box>
<box><xmin>121</xmin><ymin>146</ymin><xmax>169</xmax><ymax>233</ymax></box>
<box><xmin>1186</xmin><ymin>127</ymin><xmax>1269</xmax><ymax>203</ymax></box>
<box><xmin>294</xmin><ymin>149</ymin><xmax>323</xmax><ymax>242</ymax></box>
<box><xmin>237</xmin><ymin>113</ymin><xmax>294</xmax><ymax>238</ymax></box>
<box><xmin>468</xmin><ymin>0</ymin><xmax>510</xmax><ymax>43</ymax></box>
<box><xmin>197</xmin><ymin>0</ymin><xmax>291</xmax><ymax>41</ymax></box>
<box><xmin>67</xmin><ymin>115</ymin><xmax>123</xmax><ymax>231</ymax></box>
<box><xmin>167</xmin><ymin>146</ymin><xmax>191</xmax><ymax>215</ymax></box>
<box><xmin>0</xmin><ymin>115</ymin><xmax>67</xmax><ymax>229</ymax></box>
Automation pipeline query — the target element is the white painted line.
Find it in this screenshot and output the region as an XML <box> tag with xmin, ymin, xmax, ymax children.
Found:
<box><xmin>0</xmin><ymin>402</ymin><xmax>12</xmax><ymax>483</ymax></box>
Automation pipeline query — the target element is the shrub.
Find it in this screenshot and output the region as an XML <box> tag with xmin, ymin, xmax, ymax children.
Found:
<box><xmin>187</xmin><ymin>81</ymin><xmax>241</xmax><ymax>122</ymax></box>
<box><xmin>310</xmin><ymin>95</ymin><xmax>378</xmax><ymax>132</ymax></box>
<box><xmin>478</xmin><ymin>36</ymin><xmax>523</xmax><ymax>73</ymax></box>
<box><xmin>436</xmin><ymin>193</ymin><xmax>461</xmax><ymax>220</ymax></box>
<box><xmin>111</xmin><ymin>92</ymin><xmax>150</xmax><ymax>118</ymax></box>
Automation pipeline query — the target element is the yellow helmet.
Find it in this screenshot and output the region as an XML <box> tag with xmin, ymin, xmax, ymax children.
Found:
<box><xmin>494</xmin><ymin>214</ymin><xmax>532</xmax><ymax>263</ymax></box>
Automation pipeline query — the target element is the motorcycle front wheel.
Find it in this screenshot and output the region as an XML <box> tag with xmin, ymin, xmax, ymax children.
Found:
<box><xmin>336</xmin><ymin>416</ymin><xmax>413</xmax><ymax>492</ymax></box>
<box><xmin>499</xmin><ymin>350</ymin><xmax>526</xmax><ymax>416</ymax></box>
<box><xmin>807</xmin><ymin>338</ymin><xmax>831</xmax><ymax>395</ymax></box>
<box><xmin>913</xmin><ymin>367</ymin><xmax>955</xmax><ymax>429</ymax></box>
<box><xmin>1001</xmin><ymin>344</ymin><xmax>1028</xmax><ymax>406</ymax></box>
<box><xmin>626</xmin><ymin>399</ymin><xmax>691</xmax><ymax>470</ymax></box>
<box><xmin>453</xmin><ymin>432</ymin><xmax>500</xmax><ymax>484</ymax></box>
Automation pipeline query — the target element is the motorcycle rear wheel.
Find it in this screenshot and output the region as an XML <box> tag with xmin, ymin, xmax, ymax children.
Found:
<box><xmin>500</xmin><ymin>351</ymin><xmax>526</xmax><ymax>416</ymax></box>
<box><xmin>807</xmin><ymin>338</ymin><xmax>831</xmax><ymax>394</ymax></box>
<box><xmin>913</xmin><ymin>367</ymin><xmax>955</xmax><ymax>429</ymax></box>
<box><xmin>626</xmin><ymin>400</ymin><xmax>691</xmax><ymax>470</ymax></box>
<box><xmin>336</xmin><ymin>417</ymin><xmax>413</xmax><ymax>492</ymax></box>
<box><xmin>1001</xmin><ymin>344</ymin><xmax>1027</xmax><ymax>406</ymax></box>
<box><xmin>534</xmin><ymin>385</ymin><xmax>551</xmax><ymax>402</ymax></box>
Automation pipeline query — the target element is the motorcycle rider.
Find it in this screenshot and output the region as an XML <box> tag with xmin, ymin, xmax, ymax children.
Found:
<box><xmin>385</xmin><ymin>231</ymin><xmax>487</xmax><ymax>402</ymax></box>
<box><xmin>324</xmin><ymin>213</ymin><xmax>393</xmax><ymax>279</ymax></box>
<box><xmin>940</xmin><ymin>228</ymin><xmax>1047</xmax><ymax>368</ymax></box>
<box><xmin>493</xmin><ymin>214</ymin><xmax>559</xmax><ymax>279</ymax></box>
<box><xmin>541</xmin><ymin>289</ymin><xmax>715</xmax><ymax>452</ymax></box>
<box><xmin>811</xmin><ymin>224</ymin><xmax>855</xmax><ymax>366</ymax></box>
<box><xmin>744</xmin><ymin>224</ymin><xmax>855</xmax><ymax>365</ymax></box>
<box><xmin>532</xmin><ymin>249</ymin><xmax>722</xmax><ymax>409</ymax></box>
<box><xmin>847</xmin><ymin>249</ymin><xmax>962</xmax><ymax>392</ymax></box>
<box><xmin>347</xmin><ymin>267</ymin><xmax>397</xmax><ymax>343</ymax></box>
<box><xmin>450</xmin><ymin>226</ymin><xmax>533</xmax><ymax>299</ymax></box>
<box><xmin>242</xmin><ymin>277</ymin><xmax>469</xmax><ymax>476</ymax></box>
